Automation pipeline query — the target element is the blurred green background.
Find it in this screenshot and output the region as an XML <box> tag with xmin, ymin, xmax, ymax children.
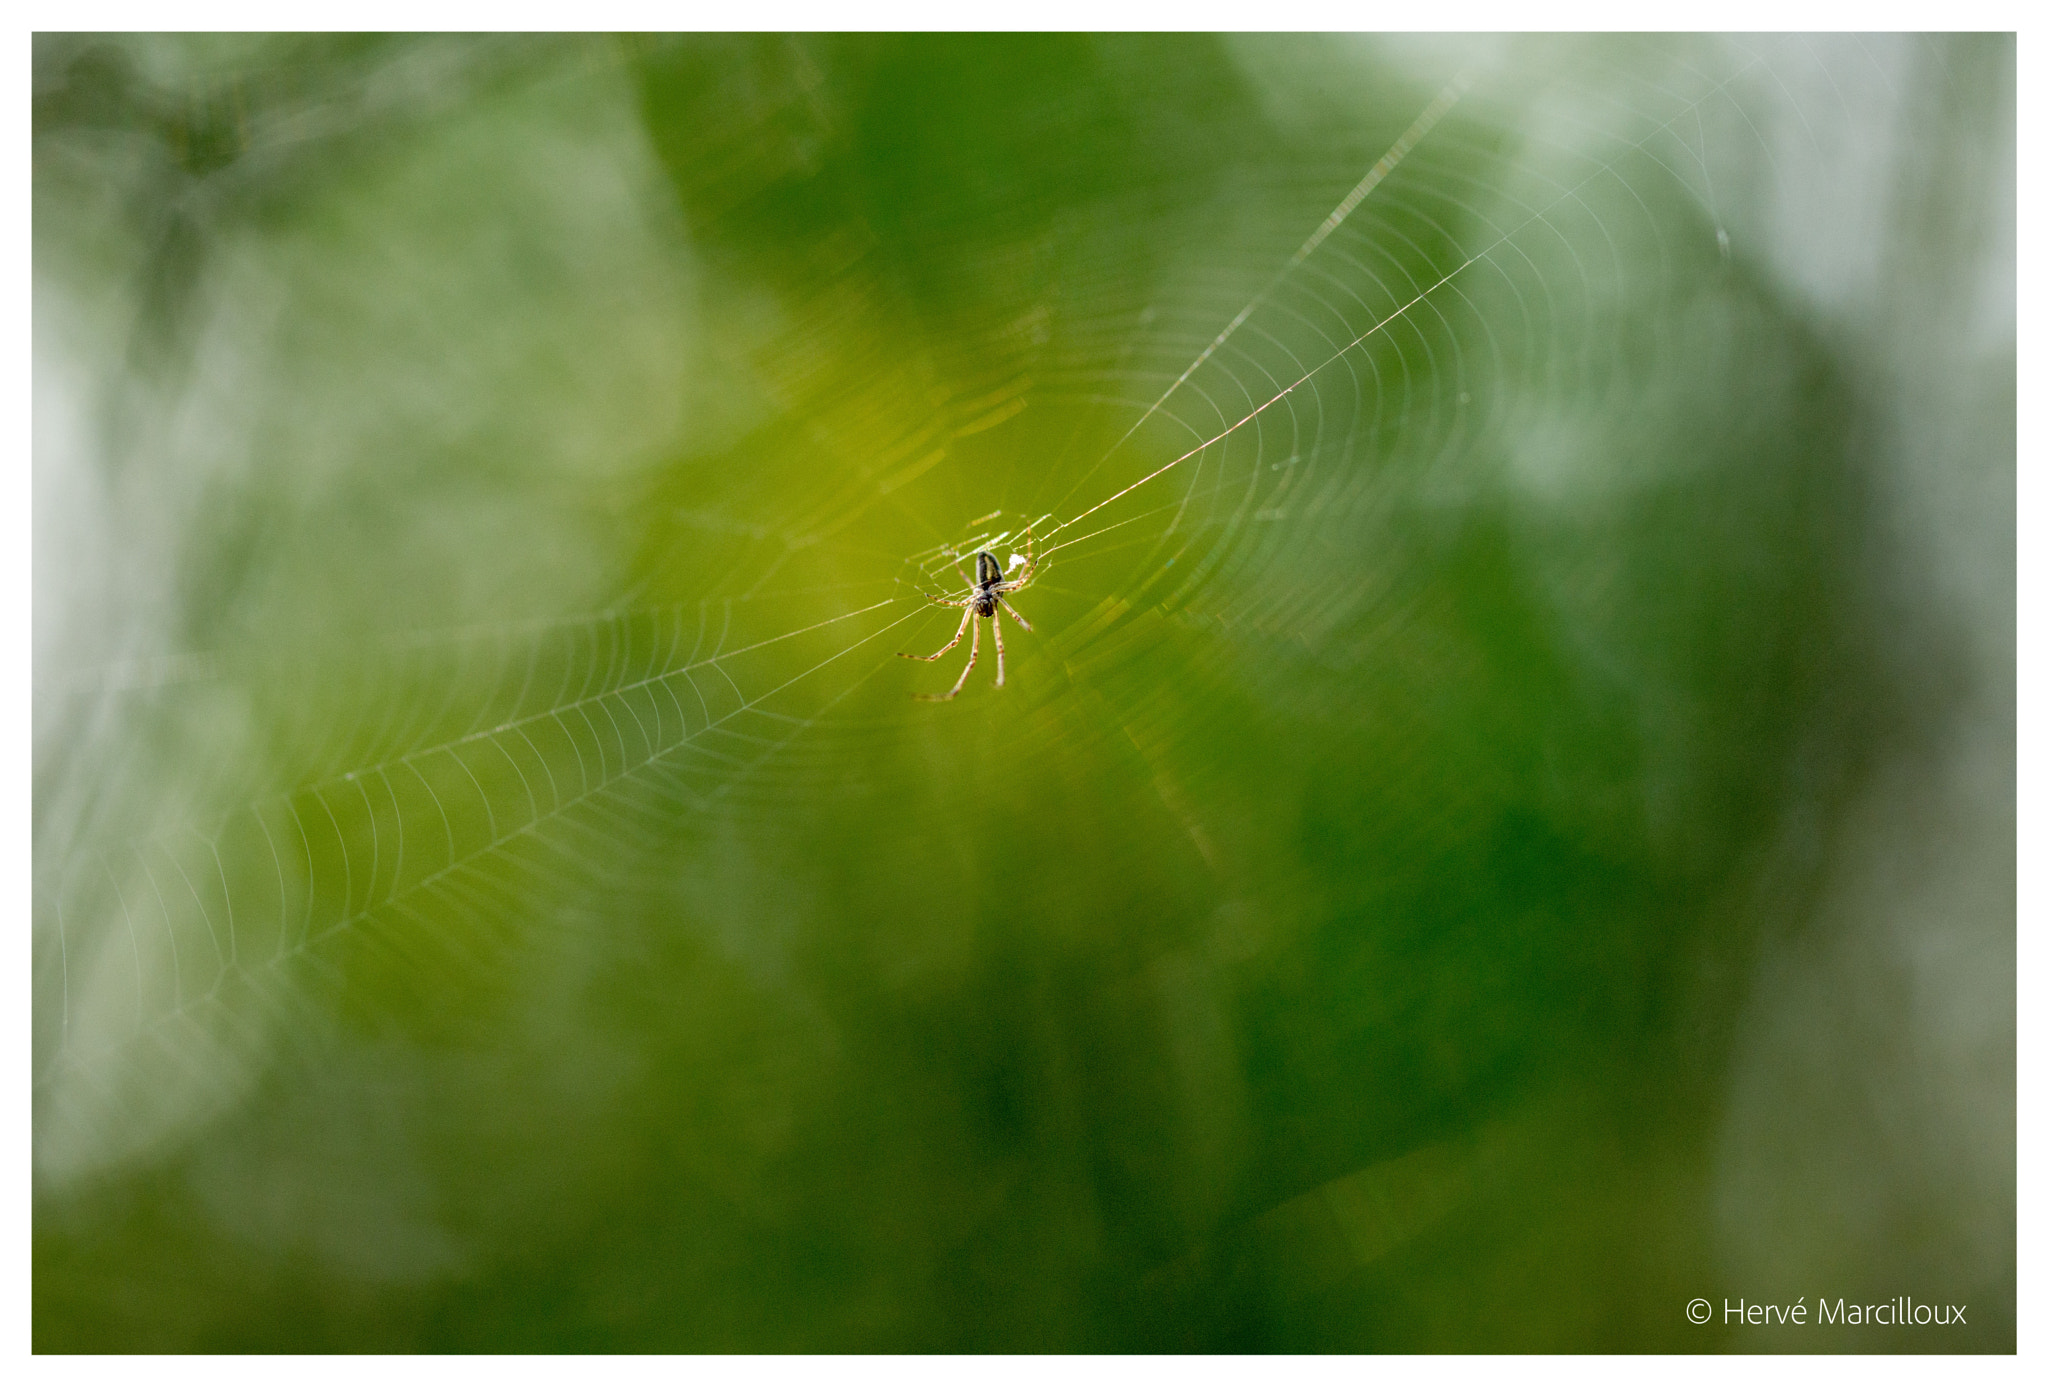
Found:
<box><xmin>33</xmin><ymin>34</ymin><xmax>2014</xmax><ymax>1351</ymax></box>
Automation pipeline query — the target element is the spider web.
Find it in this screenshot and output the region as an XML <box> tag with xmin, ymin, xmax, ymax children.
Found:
<box><xmin>30</xmin><ymin>30</ymin><xmax>2001</xmax><ymax>1283</ymax></box>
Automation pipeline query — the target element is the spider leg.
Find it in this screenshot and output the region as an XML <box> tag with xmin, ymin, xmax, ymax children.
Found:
<box><xmin>919</xmin><ymin>589</ymin><xmax>968</xmax><ymax>608</ymax></box>
<box><xmin>917</xmin><ymin>614</ymin><xmax>981</xmax><ymax>702</ymax></box>
<box><xmin>901</xmin><ymin>606</ymin><xmax>972</xmax><ymax>662</ymax></box>
<box><xmin>997</xmin><ymin>598</ymin><xmax>1033</xmax><ymax>633</ymax></box>
<box><xmin>992</xmin><ymin>607</ymin><xmax>1006</xmax><ymax>688</ymax></box>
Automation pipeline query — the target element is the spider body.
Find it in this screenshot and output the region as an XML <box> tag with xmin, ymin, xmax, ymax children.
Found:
<box><xmin>901</xmin><ymin>530</ymin><xmax>1038</xmax><ymax>700</ymax></box>
<box><xmin>967</xmin><ymin>552</ymin><xmax>1004</xmax><ymax>618</ymax></box>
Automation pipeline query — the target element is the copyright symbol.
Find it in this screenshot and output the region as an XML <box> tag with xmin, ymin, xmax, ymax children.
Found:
<box><xmin>1686</xmin><ymin>1299</ymin><xmax>1712</xmax><ymax>1325</ymax></box>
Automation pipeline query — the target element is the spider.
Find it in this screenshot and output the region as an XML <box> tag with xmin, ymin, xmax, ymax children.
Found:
<box><xmin>900</xmin><ymin>529</ymin><xmax>1038</xmax><ymax>700</ymax></box>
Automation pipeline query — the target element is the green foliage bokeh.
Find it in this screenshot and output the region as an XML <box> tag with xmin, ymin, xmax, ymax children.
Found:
<box><xmin>33</xmin><ymin>33</ymin><xmax>2009</xmax><ymax>1351</ymax></box>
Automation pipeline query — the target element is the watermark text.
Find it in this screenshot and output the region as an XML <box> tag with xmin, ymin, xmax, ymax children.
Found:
<box><xmin>1688</xmin><ymin>1297</ymin><xmax>1966</xmax><ymax>1328</ymax></box>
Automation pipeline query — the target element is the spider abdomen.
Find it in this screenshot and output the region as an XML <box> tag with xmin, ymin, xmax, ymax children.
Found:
<box><xmin>970</xmin><ymin>550</ymin><xmax>1005</xmax><ymax>617</ymax></box>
